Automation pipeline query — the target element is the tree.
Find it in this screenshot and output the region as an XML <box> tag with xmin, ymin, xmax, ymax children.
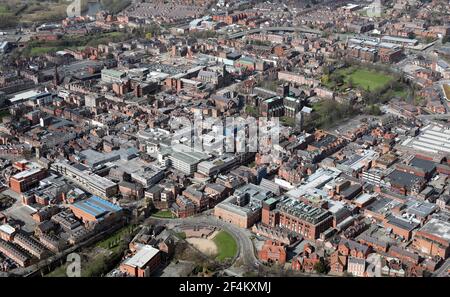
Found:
<box><xmin>364</xmin><ymin>104</ymin><xmax>382</xmax><ymax>116</ymax></box>
<box><xmin>314</xmin><ymin>261</ymin><xmax>328</xmax><ymax>274</ymax></box>
<box><xmin>347</xmin><ymin>77</ymin><xmax>354</xmax><ymax>89</ymax></box>
<box><xmin>443</xmin><ymin>36</ymin><xmax>450</xmax><ymax>44</ymax></box>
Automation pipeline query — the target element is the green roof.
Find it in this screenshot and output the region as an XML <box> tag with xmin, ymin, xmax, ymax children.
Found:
<box><xmin>265</xmin><ymin>198</ymin><xmax>278</xmax><ymax>205</ymax></box>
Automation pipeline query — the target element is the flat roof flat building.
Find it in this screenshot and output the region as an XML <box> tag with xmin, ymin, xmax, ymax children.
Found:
<box><xmin>120</xmin><ymin>245</ymin><xmax>161</xmax><ymax>277</ymax></box>
<box><xmin>51</xmin><ymin>162</ymin><xmax>117</xmax><ymax>198</ymax></box>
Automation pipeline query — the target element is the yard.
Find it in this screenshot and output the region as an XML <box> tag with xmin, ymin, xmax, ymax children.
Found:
<box><xmin>212</xmin><ymin>231</ymin><xmax>238</xmax><ymax>262</ymax></box>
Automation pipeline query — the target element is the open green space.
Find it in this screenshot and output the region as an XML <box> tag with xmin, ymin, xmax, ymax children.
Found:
<box><xmin>0</xmin><ymin>5</ymin><xmax>10</xmax><ymax>14</ymax></box>
<box><xmin>21</xmin><ymin>31</ymin><xmax>131</xmax><ymax>57</ymax></box>
<box><xmin>304</xmin><ymin>100</ymin><xmax>358</xmax><ymax>130</ymax></box>
<box><xmin>175</xmin><ymin>232</ymin><xmax>186</xmax><ymax>240</ymax></box>
<box><xmin>280</xmin><ymin>116</ymin><xmax>295</xmax><ymax>127</ymax></box>
<box><xmin>45</xmin><ymin>263</ymin><xmax>68</xmax><ymax>277</ymax></box>
<box><xmin>151</xmin><ymin>210</ymin><xmax>175</xmax><ymax>219</ymax></box>
<box><xmin>322</xmin><ymin>66</ymin><xmax>396</xmax><ymax>93</ymax></box>
<box><xmin>95</xmin><ymin>225</ymin><xmax>136</xmax><ymax>252</ymax></box>
<box><xmin>213</xmin><ymin>231</ymin><xmax>237</xmax><ymax>262</ymax></box>
<box><xmin>45</xmin><ymin>225</ymin><xmax>137</xmax><ymax>277</ymax></box>
<box><xmin>340</xmin><ymin>67</ymin><xmax>394</xmax><ymax>91</ymax></box>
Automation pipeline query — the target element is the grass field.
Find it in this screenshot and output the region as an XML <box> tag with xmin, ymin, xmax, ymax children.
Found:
<box><xmin>152</xmin><ymin>210</ymin><xmax>175</xmax><ymax>219</ymax></box>
<box><xmin>444</xmin><ymin>84</ymin><xmax>450</xmax><ymax>101</ymax></box>
<box><xmin>95</xmin><ymin>225</ymin><xmax>135</xmax><ymax>252</ymax></box>
<box><xmin>340</xmin><ymin>67</ymin><xmax>394</xmax><ymax>91</ymax></box>
<box><xmin>213</xmin><ymin>231</ymin><xmax>237</xmax><ymax>262</ymax></box>
<box><xmin>45</xmin><ymin>263</ymin><xmax>68</xmax><ymax>277</ymax></box>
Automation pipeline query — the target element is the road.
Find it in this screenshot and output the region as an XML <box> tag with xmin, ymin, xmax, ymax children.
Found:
<box><xmin>148</xmin><ymin>214</ymin><xmax>260</xmax><ymax>271</ymax></box>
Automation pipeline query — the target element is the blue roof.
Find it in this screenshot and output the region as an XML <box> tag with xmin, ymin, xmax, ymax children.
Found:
<box><xmin>72</xmin><ymin>196</ymin><xmax>122</xmax><ymax>218</ymax></box>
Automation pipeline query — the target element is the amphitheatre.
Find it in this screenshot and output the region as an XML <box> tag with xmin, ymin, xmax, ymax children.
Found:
<box><xmin>180</xmin><ymin>226</ymin><xmax>238</xmax><ymax>261</ymax></box>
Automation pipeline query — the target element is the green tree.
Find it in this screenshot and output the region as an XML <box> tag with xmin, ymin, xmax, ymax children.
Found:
<box><xmin>314</xmin><ymin>261</ymin><xmax>328</xmax><ymax>274</ymax></box>
<box><xmin>443</xmin><ymin>36</ymin><xmax>450</xmax><ymax>44</ymax></box>
<box><xmin>347</xmin><ymin>77</ymin><xmax>354</xmax><ymax>89</ymax></box>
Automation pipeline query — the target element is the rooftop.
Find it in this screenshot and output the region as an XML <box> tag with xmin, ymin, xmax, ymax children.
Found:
<box><xmin>71</xmin><ymin>196</ymin><xmax>122</xmax><ymax>219</ymax></box>
<box><xmin>418</xmin><ymin>218</ymin><xmax>450</xmax><ymax>242</ymax></box>
<box><xmin>123</xmin><ymin>245</ymin><xmax>160</xmax><ymax>268</ymax></box>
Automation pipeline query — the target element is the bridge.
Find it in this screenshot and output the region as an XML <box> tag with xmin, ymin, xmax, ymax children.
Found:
<box><xmin>227</xmin><ymin>26</ymin><xmax>322</xmax><ymax>39</ymax></box>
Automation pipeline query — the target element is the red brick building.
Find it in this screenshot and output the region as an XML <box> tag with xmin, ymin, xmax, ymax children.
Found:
<box><xmin>291</xmin><ymin>244</ymin><xmax>321</xmax><ymax>273</ymax></box>
<box><xmin>258</xmin><ymin>240</ymin><xmax>286</xmax><ymax>265</ymax></box>
<box><xmin>9</xmin><ymin>167</ymin><xmax>47</xmax><ymax>193</ymax></box>
<box><xmin>338</xmin><ymin>239</ymin><xmax>371</xmax><ymax>259</ymax></box>
<box><xmin>120</xmin><ymin>245</ymin><xmax>161</xmax><ymax>277</ymax></box>
<box><xmin>262</xmin><ymin>197</ymin><xmax>333</xmax><ymax>240</ymax></box>
<box><xmin>413</xmin><ymin>218</ymin><xmax>450</xmax><ymax>259</ymax></box>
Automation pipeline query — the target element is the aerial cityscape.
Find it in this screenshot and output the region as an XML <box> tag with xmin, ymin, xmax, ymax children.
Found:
<box><xmin>0</xmin><ymin>0</ymin><xmax>449</xmax><ymax>280</ymax></box>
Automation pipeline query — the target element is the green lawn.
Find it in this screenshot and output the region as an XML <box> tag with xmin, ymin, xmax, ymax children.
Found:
<box><xmin>45</xmin><ymin>263</ymin><xmax>68</xmax><ymax>277</ymax></box>
<box><xmin>30</xmin><ymin>47</ymin><xmax>59</xmax><ymax>56</ymax></box>
<box><xmin>152</xmin><ymin>210</ymin><xmax>175</xmax><ymax>219</ymax></box>
<box><xmin>341</xmin><ymin>68</ymin><xmax>394</xmax><ymax>91</ymax></box>
<box><xmin>95</xmin><ymin>225</ymin><xmax>135</xmax><ymax>252</ymax></box>
<box><xmin>175</xmin><ymin>232</ymin><xmax>186</xmax><ymax>240</ymax></box>
<box><xmin>213</xmin><ymin>231</ymin><xmax>237</xmax><ymax>262</ymax></box>
<box><xmin>281</xmin><ymin>116</ymin><xmax>295</xmax><ymax>127</ymax></box>
<box><xmin>0</xmin><ymin>5</ymin><xmax>9</xmax><ymax>14</ymax></box>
